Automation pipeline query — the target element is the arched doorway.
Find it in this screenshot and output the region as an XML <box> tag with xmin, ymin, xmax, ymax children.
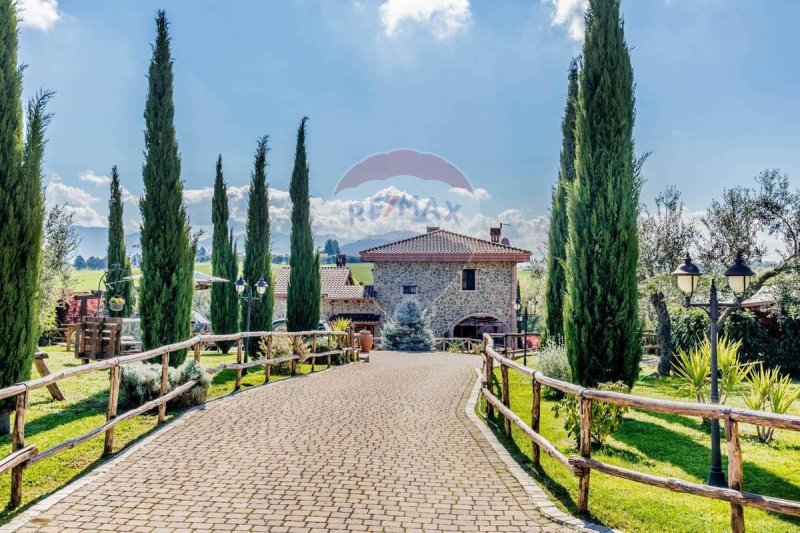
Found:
<box><xmin>452</xmin><ymin>314</ymin><xmax>509</xmax><ymax>339</ymax></box>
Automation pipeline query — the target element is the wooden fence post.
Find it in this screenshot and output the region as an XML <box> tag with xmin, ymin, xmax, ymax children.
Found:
<box><xmin>235</xmin><ymin>338</ymin><xmax>243</xmax><ymax>390</ymax></box>
<box><xmin>264</xmin><ymin>335</ymin><xmax>272</xmax><ymax>383</ymax></box>
<box><xmin>194</xmin><ymin>342</ymin><xmax>201</xmax><ymax>362</ymax></box>
<box><xmin>158</xmin><ymin>352</ymin><xmax>169</xmax><ymax>423</ymax></box>
<box><xmin>577</xmin><ymin>397</ymin><xmax>592</xmax><ymax>513</ymax></box>
<box><xmin>348</xmin><ymin>328</ymin><xmax>355</xmax><ymax>362</ymax></box>
<box><xmin>10</xmin><ymin>391</ymin><xmax>28</xmax><ymax>507</ymax></box>
<box><xmin>726</xmin><ymin>414</ymin><xmax>745</xmax><ymax>533</ymax></box>
<box><xmin>485</xmin><ymin>345</ymin><xmax>494</xmax><ymax>419</ymax></box>
<box><xmin>501</xmin><ymin>363</ymin><xmax>511</xmax><ymax>437</ymax></box>
<box><xmin>531</xmin><ymin>376</ymin><xmax>541</xmax><ymax>467</ymax></box>
<box><xmin>311</xmin><ymin>335</ymin><xmax>317</xmax><ymax>373</ymax></box>
<box><xmin>291</xmin><ymin>335</ymin><xmax>299</xmax><ymax>376</ymax></box>
<box><xmin>104</xmin><ymin>364</ymin><xmax>120</xmax><ymax>455</ymax></box>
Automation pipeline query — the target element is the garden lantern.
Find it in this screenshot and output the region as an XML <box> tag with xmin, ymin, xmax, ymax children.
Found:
<box><xmin>672</xmin><ymin>251</ymin><xmax>754</xmax><ymax>488</ymax></box>
<box><xmin>672</xmin><ymin>253</ymin><xmax>701</xmax><ymax>297</ymax></box>
<box><xmin>235</xmin><ymin>277</ymin><xmax>246</xmax><ymax>294</ymax></box>
<box><xmin>724</xmin><ymin>251</ymin><xmax>755</xmax><ymax>296</ymax></box>
<box><xmin>255</xmin><ymin>277</ymin><xmax>268</xmax><ymax>296</ymax></box>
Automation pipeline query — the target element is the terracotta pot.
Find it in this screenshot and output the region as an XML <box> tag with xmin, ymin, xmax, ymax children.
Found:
<box><xmin>359</xmin><ymin>329</ymin><xmax>373</xmax><ymax>353</ymax></box>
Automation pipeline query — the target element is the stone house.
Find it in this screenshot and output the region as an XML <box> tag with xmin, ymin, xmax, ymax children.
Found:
<box><xmin>360</xmin><ymin>228</ymin><xmax>530</xmax><ymax>338</ymax></box>
<box><xmin>272</xmin><ymin>265</ymin><xmax>380</xmax><ymax>332</ymax></box>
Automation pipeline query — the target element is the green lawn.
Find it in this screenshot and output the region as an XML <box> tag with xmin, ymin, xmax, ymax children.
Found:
<box><xmin>70</xmin><ymin>262</ymin><xmax>374</xmax><ymax>291</ymax></box>
<box><xmin>0</xmin><ymin>345</ymin><xmax>334</xmax><ymax>524</ymax></box>
<box><xmin>484</xmin><ymin>363</ymin><xmax>800</xmax><ymax>532</ymax></box>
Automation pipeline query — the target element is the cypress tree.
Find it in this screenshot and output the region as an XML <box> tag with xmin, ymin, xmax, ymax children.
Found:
<box><xmin>287</xmin><ymin>117</ymin><xmax>320</xmax><ymax>331</ymax></box>
<box><xmin>139</xmin><ymin>11</ymin><xmax>194</xmax><ymax>366</ymax></box>
<box><xmin>0</xmin><ymin>0</ymin><xmax>52</xmax><ymax>434</ymax></box>
<box><xmin>106</xmin><ymin>166</ymin><xmax>134</xmax><ymax>317</ymax></box>
<box><xmin>545</xmin><ymin>58</ymin><xmax>579</xmax><ymax>342</ymax></box>
<box><xmin>241</xmin><ymin>136</ymin><xmax>274</xmax><ymax>356</ymax></box>
<box><xmin>210</xmin><ymin>156</ymin><xmax>239</xmax><ymax>353</ymax></box>
<box><xmin>563</xmin><ymin>0</ymin><xmax>640</xmax><ymax>387</ymax></box>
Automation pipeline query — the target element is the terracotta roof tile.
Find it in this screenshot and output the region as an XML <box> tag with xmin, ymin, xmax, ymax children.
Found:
<box><xmin>274</xmin><ymin>267</ymin><xmax>374</xmax><ymax>300</ymax></box>
<box><xmin>359</xmin><ymin>229</ymin><xmax>530</xmax><ymax>262</ymax></box>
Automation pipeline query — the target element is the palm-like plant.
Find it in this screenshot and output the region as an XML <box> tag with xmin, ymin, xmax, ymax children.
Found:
<box><xmin>743</xmin><ymin>364</ymin><xmax>800</xmax><ymax>443</ymax></box>
<box><xmin>673</xmin><ymin>344</ymin><xmax>710</xmax><ymax>404</ymax></box>
<box><xmin>716</xmin><ymin>336</ymin><xmax>752</xmax><ymax>403</ymax></box>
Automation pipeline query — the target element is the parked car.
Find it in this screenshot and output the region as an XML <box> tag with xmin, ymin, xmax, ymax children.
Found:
<box><xmin>270</xmin><ymin>318</ymin><xmax>331</xmax><ymax>332</ymax></box>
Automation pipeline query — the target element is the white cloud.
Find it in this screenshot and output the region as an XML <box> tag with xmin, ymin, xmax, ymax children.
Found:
<box><xmin>121</xmin><ymin>187</ymin><xmax>138</xmax><ymax>204</ymax></box>
<box><xmin>545</xmin><ymin>0</ymin><xmax>587</xmax><ymax>42</ymax></box>
<box><xmin>450</xmin><ymin>186</ymin><xmax>490</xmax><ymax>200</ymax></box>
<box><xmin>45</xmin><ymin>182</ymin><xmax>105</xmax><ymax>227</ymax></box>
<box><xmin>78</xmin><ymin>170</ymin><xmax>111</xmax><ymax>186</ymax></box>
<box><xmin>17</xmin><ymin>0</ymin><xmax>61</xmax><ymax>31</ymax></box>
<box><xmin>183</xmin><ymin>187</ymin><xmax>214</xmax><ymax>205</ymax></box>
<box><xmin>379</xmin><ymin>0</ymin><xmax>472</xmax><ymax>39</ymax></box>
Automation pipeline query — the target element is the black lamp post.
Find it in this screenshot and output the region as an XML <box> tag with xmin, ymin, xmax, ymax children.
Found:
<box><xmin>672</xmin><ymin>251</ymin><xmax>754</xmax><ymax>487</ymax></box>
<box><xmin>235</xmin><ymin>276</ymin><xmax>268</xmax><ymax>364</ymax></box>
<box><xmin>515</xmin><ymin>297</ymin><xmax>529</xmax><ymax>366</ymax></box>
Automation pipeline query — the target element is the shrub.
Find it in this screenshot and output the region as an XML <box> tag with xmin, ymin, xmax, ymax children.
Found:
<box><xmin>670</xmin><ymin>307</ymin><xmax>708</xmax><ymax>355</ymax></box>
<box><xmin>259</xmin><ymin>335</ymin><xmax>310</xmax><ymax>374</ymax></box>
<box><xmin>120</xmin><ymin>360</ymin><xmax>210</xmax><ymax>409</ymax></box>
<box><xmin>672</xmin><ymin>343</ymin><xmax>709</xmax><ymax>403</ymax></box>
<box><xmin>552</xmin><ymin>381</ymin><xmax>630</xmax><ymax>449</ymax></box>
<box><xmin>382</xmin><ymin>300</ymin><xmax>433</xmax><ymax>352</ymax></box>
<box><xmin>171</xmin><ymin>360</ymin><xmax>211</xmax><ymax>408</ymax></box>
<box><xmin>536</xmin><ymin>340</ymin><xmax>570</xmax><ymax>399</ymax></box>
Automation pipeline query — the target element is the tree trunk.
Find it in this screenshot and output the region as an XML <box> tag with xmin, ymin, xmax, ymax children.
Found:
<box><xmin>0</xmin><ymin>408</ymin><xmax>10</xmax><ymax>437</ymax></box>
<box><xmin>650</xmin><ymin>291</ymin><xmax>674</xmax><ymax>376</ymax></box>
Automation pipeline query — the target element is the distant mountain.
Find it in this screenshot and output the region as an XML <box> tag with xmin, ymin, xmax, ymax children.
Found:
<box><xmin>339</xmin><ymin>230</ymin><xmax>420</xmax><ymax>256</ymax></box>
<box><xmin>73</xmin><ymin>226</ymin><xmax>418</xmax><ymax>261</ymax></box>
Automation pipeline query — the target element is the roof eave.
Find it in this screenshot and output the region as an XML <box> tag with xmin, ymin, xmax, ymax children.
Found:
<box><xmin>360</xmin><ymin>252</ymin><xmax>530</xmax><ymax>262</ymax></box>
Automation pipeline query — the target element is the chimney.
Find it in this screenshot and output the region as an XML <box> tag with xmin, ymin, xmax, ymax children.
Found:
<box><xmin>426</xmin><ymin>226</ymin><xmax>440</xmax><ymax>233</ymax></box>
<box><xmin>490</xmin><ymin>225</ymin><xmax>502</xmax><ymax>243</ymax></box>
<box><xmin>336</xmin><ymin>253</ymin><xmax>347</xmax><ymax>267</ymax></box>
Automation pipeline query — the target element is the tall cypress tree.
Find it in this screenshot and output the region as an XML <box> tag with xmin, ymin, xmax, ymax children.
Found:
<box><xmin>241</xmin><ymin>137</ymin><xmax>274</xmax><ymax>356</ymax></box>
<box><xmin>545</xmin><ymin>58</ymin><xmax>579</xmax><ymax>342</ymax></box>
<box><xmin>0</xmin><ymin>0</ymin><xmax>52</xmax><ymax>434</ymax></box>
<box><xmin>139</xmin><ymin>11</ymin><xmax>194</xmax><ymax>366</ymax></box>
<box><xmin>106</xmin><ymin>166</ymin><xmax>134</xmax><ymax>317</ymax></box>
<box><xmin>563</xmin><ymin>0</ymin><xmax>640</xmax><ymax>387</ymax></box>
<box><xmin>210</xmin><ymin>156</ymin><xmax>239</xmax><ymax>353</ymax></box>
<box><xmin>287</xmin><ymin>117</ymin><xmax>320</xmax><ymax>331</ymax></box>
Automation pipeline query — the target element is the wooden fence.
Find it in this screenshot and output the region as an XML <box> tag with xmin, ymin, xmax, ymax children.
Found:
<box><xmin>480</xmin><ymin>334</ymin><xmax>800</xmax><ymax>533</ymax></box>
<box><xmin>0</xmin><ymin>329</ymin><xmax>357</xmax><ymax>508</ymax></box>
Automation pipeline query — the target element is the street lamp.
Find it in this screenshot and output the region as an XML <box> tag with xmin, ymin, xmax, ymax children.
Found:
<box><xmin>672</xmin><ymin>251</ymin><xmax>754</xmax><ymax>487</ymax></box>
<box><xmin>235</xmin><ymin>276</ymin><xmax>268</xmax><ymax>364</ymax></box>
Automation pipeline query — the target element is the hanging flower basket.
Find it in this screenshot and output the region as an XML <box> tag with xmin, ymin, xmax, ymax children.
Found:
<box><xmin>109</xmin><ymin>298</ymin><xmax>125</xmax><ymax>312</ymax></box>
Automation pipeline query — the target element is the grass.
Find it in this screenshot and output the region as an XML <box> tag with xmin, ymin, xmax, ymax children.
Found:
<box><xmin>0</xmin><ymin>345</ymin><xmax>337</xmax><ymax>524</ymax></box>
<box><xmin>482</xmin><ymin>362</ymin><xmax>800</xmax><ymax>532</ymax></box>
<box><xmin>69</xmin><ymin>262</ymin><xmax>374</xmax><ymax>291</ymax></box>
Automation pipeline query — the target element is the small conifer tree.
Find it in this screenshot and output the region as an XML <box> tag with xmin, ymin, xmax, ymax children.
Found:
<box><xmin>382</xmin><ymin>300</ymin><xmax>434</xmax><ymax>352</ymax></box>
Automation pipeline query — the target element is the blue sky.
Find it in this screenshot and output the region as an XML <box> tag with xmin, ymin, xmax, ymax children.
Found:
<box><xmin>17</xmin><ymin>0</ymin><xmax>800</xmax><ymax>253</ymax></box>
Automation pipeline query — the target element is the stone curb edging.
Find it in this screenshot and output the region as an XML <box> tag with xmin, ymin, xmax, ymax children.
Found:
<box><xmin>464</xmin><ymin>368</ymin><xmax>620</xmax><ymax>533</ymax></box>
<box><xmin>1</xmin><ymin>362</ymin><xmax>354</xmax><ymax>532</ymax></box>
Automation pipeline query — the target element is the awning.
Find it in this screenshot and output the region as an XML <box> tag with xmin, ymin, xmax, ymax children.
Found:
<box><xmin>123</xmin><ymin>271</ymin><xmax>229</xmax><ymax>289</ymax></box>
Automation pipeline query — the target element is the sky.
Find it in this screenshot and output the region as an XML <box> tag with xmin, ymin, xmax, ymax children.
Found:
<box><xmin>16</xmin><ymin>0</ymin><xmax>800</xmax><ymax>255</ymax></box>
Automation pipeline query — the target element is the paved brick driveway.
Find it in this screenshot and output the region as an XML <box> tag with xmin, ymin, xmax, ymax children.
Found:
<box><xmin>11</xmin><ymin>351</ymin><xmax>575</xmax><ymax>532</ymax></box>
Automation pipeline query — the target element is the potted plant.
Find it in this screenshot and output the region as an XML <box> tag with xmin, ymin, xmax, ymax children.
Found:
<box><xmin>109</xmin><ymin>296</ymin><xmax>125</xmax><ymax>312</ymax></box>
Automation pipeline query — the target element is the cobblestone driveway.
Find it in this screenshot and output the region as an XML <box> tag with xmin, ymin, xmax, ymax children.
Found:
<box><xmin>11</xmin><ymin>351</ymin><xmax>575</xmax><ymax>532</ymax></box>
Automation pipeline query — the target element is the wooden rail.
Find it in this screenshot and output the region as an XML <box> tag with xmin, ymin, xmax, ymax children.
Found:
<box><xmin>480</xmin><ymin>334</ymin><xmax>800</xmax><ymax>533</ymax></box>
<box><xmin>0</xmin><ymin>329</ymin><xmax>356</xmax><ymax>508</ymax></box>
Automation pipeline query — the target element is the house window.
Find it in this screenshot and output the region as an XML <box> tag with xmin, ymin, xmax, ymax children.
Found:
<box><xmin>402</xmin><ymin>285</ymin><xmax>418</xmax><ymax>295</ymax></box>
<box><xmin>462</xmin><ymin>269</ymin><xmax>476</xmax><ymax>291</ymax></box>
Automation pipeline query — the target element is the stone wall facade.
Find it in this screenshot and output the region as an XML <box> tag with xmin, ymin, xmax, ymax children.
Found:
<box><xmin>372</xmin><ymin>261</ymin><xmax>517</xmax><ymax>337</ymax></box>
